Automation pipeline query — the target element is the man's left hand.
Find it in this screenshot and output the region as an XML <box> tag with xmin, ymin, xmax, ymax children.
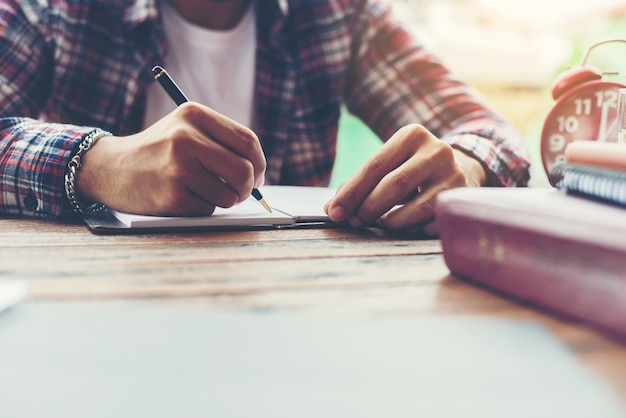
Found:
<box><xmin>324</xmin><ymin>124</ymin><xmax>486</xmax><ymax>236</ymax></box>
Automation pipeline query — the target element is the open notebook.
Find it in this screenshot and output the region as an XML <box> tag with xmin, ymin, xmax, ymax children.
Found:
<box><xmin>80</xmin><ymin>186</ymin><xmax>339</xmax><ymax>233</ymax></box>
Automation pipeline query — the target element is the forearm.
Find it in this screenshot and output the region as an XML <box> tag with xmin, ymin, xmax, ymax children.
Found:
<box><xmin>342</xmin><ymin>0</ymin><xmax>530</xmax><ymax>187</ymax></box>
<box><xmin>0</xmin><ymin>118</ymin><xmax>93</xmax><ymax>217</ymax></box>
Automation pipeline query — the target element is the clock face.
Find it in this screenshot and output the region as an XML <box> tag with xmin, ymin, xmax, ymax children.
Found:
<box><xmin>540</xmin><ymin>80</ymin><xmax>626</xmax><ymax>176</ymax></box>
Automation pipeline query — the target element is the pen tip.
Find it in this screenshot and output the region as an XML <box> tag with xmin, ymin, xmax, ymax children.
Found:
<box><xmin>251</xmin><ymin>189</ymin><xmax>271</xmax><ymax>212</ymax></box>
<box><xmin>260</xmin><ymin>198</ymin><xmax>272</xmax><ymax>213</ymax></box>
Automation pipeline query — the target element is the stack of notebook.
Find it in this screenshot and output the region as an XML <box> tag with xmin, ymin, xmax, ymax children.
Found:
<box><xmin>549</xmin><ymin>141</ymin><xmax>626</xmax><ymax>207</ymax></box>
<box><xmin>435</xmin><ymin>140</ymin><xmax>626</xmax><ymax>339</ymax></box>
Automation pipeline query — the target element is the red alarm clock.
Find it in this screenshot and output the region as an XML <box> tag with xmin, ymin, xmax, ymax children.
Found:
<box><xmin>540</xmin><ymin>39</ymin><xmax>626</xmax><ymax>177</ymax></box>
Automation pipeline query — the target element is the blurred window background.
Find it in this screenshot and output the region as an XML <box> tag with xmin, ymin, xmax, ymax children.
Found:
<box><xmin>331</xmin><ymin>0</ymin><xmax>626</xmax><ymax>187</ymax></box>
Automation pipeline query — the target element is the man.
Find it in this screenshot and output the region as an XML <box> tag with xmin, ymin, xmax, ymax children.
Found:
<box><xmin>0</xmin><ymin>0</ymin><xmax>530</xmax><ymax>235</ymax></box>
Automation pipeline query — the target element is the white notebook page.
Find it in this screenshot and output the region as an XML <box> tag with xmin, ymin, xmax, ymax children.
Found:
<box><xmin>110</xmin><ymin>186</ymin><xmax>337</xmax><ymax>228</ymax></box>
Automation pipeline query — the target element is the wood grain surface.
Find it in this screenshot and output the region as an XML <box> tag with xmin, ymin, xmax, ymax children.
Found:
<box><xmin>1</xmin><ymin>217</ymin><xmax>626</xmax><ymax>398</ymax></box>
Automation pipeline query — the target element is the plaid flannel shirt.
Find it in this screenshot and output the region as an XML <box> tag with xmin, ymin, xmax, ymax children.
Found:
<box><xmin>0</xmin><ymin>0</ymin><xmax>530</xmax><ymax>218</ymax></box>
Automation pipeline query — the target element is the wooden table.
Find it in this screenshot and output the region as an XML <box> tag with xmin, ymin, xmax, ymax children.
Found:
<box><xmin>2</xmin><ymin>217</ymin><xmax>626</xmax><ymax>399</ymax></box>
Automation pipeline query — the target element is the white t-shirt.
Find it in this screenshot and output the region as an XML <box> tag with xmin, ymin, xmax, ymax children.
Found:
<box><xmin>143</xmin><ymin>1</ymin><xmax>256</xmax><ymax>128</ymax></box>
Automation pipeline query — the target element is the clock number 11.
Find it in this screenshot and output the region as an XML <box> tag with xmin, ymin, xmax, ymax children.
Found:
<box><xmin>573</xmin><ymin>91</ymin><xmax>618</xmax><ymax>116</ymax></box>
<box><xmin>574</xmin><ymin>98</ymin><xmax>592</xmax><ymax>115</ymax></box>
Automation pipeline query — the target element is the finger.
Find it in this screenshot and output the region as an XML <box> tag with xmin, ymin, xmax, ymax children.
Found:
<box><xmin>353</xmin><ymin>154</ymin><xmax>434</xmax><ymax>226</ymax></box>
<box><xmin>185</xmin><ymin>160</ymin><xmax>241</xmax><ymax>208</ymax></box>
<box><xmin>324</xmin><ymin>181</ymin><xmax>345</xmax><ymax>218</ymax></box>
<box><xmin>422</xmin><ymin>219</ymin><xmax>439</xmax><ymax>237</ymax></box>
<box><xmin>326</xmin><ymin>128</ymin><xmax>422</xmax><ymax>222</ymax></box>
<box><xmin>356</xmin><ymin>134</ymin><xmax>466</xmax><ymax>228</ymax></box>
<box><xmin>151</xmin><ymin>184</ymin><xmax>217</xmax><ymax>217</ymax></box>
<box><xmin>150</xmin><ymin>163</ymin><xmax>231</xmax><ymax>216</ymax></box>
<box><xmin>396</xmin><ymin>218</ymin><xmax>438</xmax><ymax>237</ymax></box>
<box><xmin>399</xmin><ymin>188</ymin><xmax>420</xmax><ymax>205</ymax></box>
<box><xmin>177</xmin><ymin>103</ymin><xmax>266</xmax><ymax>182</ymax></box>
<box><xmin>195</xmin><ymin>148</ymin><xmax>256</xmax><ymax>203</ymax></box>
<box><xmin>179</xmin><ymin>188</ymin><xmax>218</xmax><ymax>216</ymax></box>
<box><xmin>376</xmin><ymin>187</ymin><xmax>438</xmax><ymax>231</ymax></box>
<box><xmin>168</xmin><ymin>126</ymin><xmax>257</xmax><ymax>202</ymax></box>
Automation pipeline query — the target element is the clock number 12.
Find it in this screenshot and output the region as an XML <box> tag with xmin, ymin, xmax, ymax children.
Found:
<box><xmin>595</xmin><ymin>90</ymin><xmax>618</xmax><ymax>142</ymax></box>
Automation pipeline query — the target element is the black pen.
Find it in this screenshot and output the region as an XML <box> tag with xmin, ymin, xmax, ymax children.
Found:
<box><xmin>152</xmin><ymin>65</ymin><xmax>272</xmax><ymax>213</ymax></box>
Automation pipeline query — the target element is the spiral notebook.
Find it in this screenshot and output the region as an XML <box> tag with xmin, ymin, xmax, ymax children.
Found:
<box><xmin>549</xmin><ymin>162</ymin><xmax>626</xmax><ymax>207</ymax></box>
<box><xmin>80</xmin><ymin>186</ymin><xmax>339</xmax><ymax>234</ymax></box>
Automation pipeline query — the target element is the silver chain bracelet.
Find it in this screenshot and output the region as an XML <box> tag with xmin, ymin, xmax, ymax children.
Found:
<box><xmin>64</xmin><ymin>129</ymin><xmax>112</xmax><ymax>215</ymax></box>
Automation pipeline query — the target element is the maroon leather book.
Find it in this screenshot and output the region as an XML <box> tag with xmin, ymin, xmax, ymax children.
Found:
<box><xmin>436</xmin><ymin>187</ymin><xmax>626</xmax><ymax>338</ymax></box>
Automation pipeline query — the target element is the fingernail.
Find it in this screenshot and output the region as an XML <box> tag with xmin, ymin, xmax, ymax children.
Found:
<box><xmin>349</xmin><ymin>216</ymin><xmax>362</xmax><ymax>228</ymax></box>
<box><xmin>329</xmin><ymin>206</ymin><xmax>345</xmax><ymax>221</ymax></box>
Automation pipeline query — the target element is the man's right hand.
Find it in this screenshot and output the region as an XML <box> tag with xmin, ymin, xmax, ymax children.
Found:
<box><xmin>76</xmin><ymin>102</ymin><xmax>267</xmax><ymax>216</ymax></box>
